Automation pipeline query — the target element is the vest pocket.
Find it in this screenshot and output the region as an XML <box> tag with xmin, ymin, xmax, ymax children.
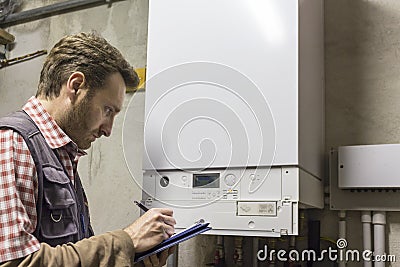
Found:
<box><xmin>40</xmin><ymin>166</ymin><xmax>78</xmax><ymax>241</ymax></box>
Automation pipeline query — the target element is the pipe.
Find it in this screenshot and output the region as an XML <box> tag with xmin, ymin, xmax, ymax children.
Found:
<box><xmin>288</xmin><ymin>236</ymin><xmax>297</xmax><ymax>267</ymax></box>
<box><xmin>253</xmin><ymin>237</ymin><xmax>259</xmax><ymax>267</ymax></box>
<box><xmin>361</xmin><ymin>211</ymin><xmax>372</xmax><ymax>267</ymax></box>
<box><xmin>0</xmin><ymin>0</ymin><xmax>126</xmax><ymax>27</ymax></box>
<box><xmin>338</xmin><ymin>211</ymin><xmax>346</xmax><ymax>267</ymax></box>
<box><xmin>268</xmin><ymin>238</ymin><xmax>277</xmax><ymax>267</ymax></box>
<box><xmin>307</xmin><ymin>220</ymin><xmax>320</xmax><ymax>267</ymax></box>
<box><xmin>215</xmin><ymin>236</ymin><xmax>226</xmax><ymax>267</ymax></box>
<box><xmin>233</xmin><ymin>236</ymin><xmax>243</xmax><ymax>266</ymax></box>
<box><xmin>372</xmin><ymin>211</ymin><xmax>386</xmax><ymax>267</ymax></box>
<box><xmin>0</xmin><ymin>50</ymin><xmax>47</xmax><ymax>68</ymax></box>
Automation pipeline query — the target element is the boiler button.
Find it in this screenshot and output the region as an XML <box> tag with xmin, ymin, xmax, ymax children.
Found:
<box><xmin>224</xmin><ymin>174</ymin><xmax>236</xmax><ymax>186</ymax></box>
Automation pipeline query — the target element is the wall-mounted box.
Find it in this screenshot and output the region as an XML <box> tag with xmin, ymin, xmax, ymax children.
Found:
<box><xmin>338</xmin><ymin>144</ymin><xmax>400</xmax><ymax>188</ymax></box>
<box><xmin>331</xmin><ymin>145</ymin><xmax>400</xmax><ymax>211</ymax></box>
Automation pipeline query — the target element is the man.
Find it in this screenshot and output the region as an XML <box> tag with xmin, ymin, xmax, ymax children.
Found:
<box><xmin>0</xmin><ymin>32</ymin><xmax>175</xmax><ymax>267</ymax></box>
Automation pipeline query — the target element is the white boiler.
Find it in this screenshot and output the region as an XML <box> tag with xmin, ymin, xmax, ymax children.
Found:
<box><xmin>139</xmin><ymin>0</ymin><xmax>324</xmax><ymax>237</ymax></box>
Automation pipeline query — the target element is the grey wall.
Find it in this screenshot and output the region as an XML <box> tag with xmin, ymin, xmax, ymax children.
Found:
<box><xmin>324</xmin><ymin>1</ymin><xmax>400</xmax><ymax>266</ymax></box>
<box><xmin>2</xmin><ymin>0</ymin><xmax>400</xmax><ymax>266</ymax></box>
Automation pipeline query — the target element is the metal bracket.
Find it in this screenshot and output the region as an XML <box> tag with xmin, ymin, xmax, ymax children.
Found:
<box><xmin>0</xmin><ymin>28</ymin><xmax>15</xmax><ymax>44</ymax></box>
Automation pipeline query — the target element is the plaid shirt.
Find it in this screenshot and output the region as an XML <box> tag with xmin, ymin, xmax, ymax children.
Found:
<box><xmin>0</xmin><ymin>97</ymin><xmax>86</xmax><ymax>263</ymax></box>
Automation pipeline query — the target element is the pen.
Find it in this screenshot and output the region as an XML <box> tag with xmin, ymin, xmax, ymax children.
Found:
<box><xmin>134</xmin><ymin>200</ymin><xmax>149</xmax><ymax>212</ymax></box>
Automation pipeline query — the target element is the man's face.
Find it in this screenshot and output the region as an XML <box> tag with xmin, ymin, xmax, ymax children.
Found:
<box><xmin>63</xmin><ymin>72</ymin><xmax>126</xmax><ymax>149</ymax></box>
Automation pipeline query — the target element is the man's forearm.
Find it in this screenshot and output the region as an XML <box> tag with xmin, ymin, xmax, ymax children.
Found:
<box><xmin>0</xmin><ymin>230</ymin><xmax>143</xmax><ymax>267</ymax></box>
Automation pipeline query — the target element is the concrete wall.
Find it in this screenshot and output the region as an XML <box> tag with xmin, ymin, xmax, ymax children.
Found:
<box><xmin>324</xmin><ymin>1</ymin><xmax>400</xmax><ymax>266</ymax></box>
<box><xmin>2</xmin><ymin>0</ymin><xmax>400</xmax><ymax>266</ymax></box>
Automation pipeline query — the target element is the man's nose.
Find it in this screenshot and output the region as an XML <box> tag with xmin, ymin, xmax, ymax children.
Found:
<box><xmin>100</xmin><ymin>119</ymin><xmax>113</xmax><ymax>137</ymax></box>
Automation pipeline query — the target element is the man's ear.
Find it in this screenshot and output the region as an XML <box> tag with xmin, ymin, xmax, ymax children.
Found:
<box><xmin>66</xmin><ymin>72</ymin><xmax>86</xmax><ymax>103</ymax></box>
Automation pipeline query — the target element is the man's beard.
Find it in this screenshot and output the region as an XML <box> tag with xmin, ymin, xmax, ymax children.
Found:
<box><xmin>61</xmin><ymin>95</ymin><xmax>93</xmax><ymax>149</ymax></box>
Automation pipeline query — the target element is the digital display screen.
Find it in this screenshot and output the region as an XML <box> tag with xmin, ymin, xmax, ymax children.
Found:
<box><xmin>193</xmin><ymin>173</ymin><xmax>220</xmax><ymax>188</ymax></box>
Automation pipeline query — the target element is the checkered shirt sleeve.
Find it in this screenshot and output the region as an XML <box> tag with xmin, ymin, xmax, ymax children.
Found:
<box><xmin>0</xmin><ymin>129</ymin><xmax>40</xmax><ymax>263</ymax></box>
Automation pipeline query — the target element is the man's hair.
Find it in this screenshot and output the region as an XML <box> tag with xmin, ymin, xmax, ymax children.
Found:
<box><xmin>36</xmin><ymin>32</ymin><xmax>139</xmax><ymax>99</ymax></box>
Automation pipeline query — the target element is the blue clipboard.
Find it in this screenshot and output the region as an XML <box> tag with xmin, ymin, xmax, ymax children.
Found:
<box><xmin>134</xmin><ymin>221</ymin><xmax>211</xmax><ymax>263</ymax></box>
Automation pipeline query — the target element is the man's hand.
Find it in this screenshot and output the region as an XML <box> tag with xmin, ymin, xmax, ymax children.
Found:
<box><xmin>123</xmin><ymin>208</ymin><xmax>176</xmax><ymax>253</ymax></box>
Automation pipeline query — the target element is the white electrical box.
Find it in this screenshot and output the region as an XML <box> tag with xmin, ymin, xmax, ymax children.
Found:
<box><xmin>330</xmin><ymin>145</ymin><xmax>400</xmax><ymax>211</ymax></box>
<box><xmin>339</xmin><ymin>144</ymin><xmax>400</xmax><ymax>188</ymax></box>
<box><xmin>140</xmin><ymin>0</ymin><xmax>325</xmax><ymax>236</ymax></box>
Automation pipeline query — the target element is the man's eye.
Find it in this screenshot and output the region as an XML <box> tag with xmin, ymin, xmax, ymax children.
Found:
<box><xmin>105</xmin><ymin>107</ymin><xmax>113</xmax><ymax>116</ymax></box>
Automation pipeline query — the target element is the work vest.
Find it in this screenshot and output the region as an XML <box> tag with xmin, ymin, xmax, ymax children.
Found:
<box><xmin>0</xmin><ymin>110</ymin><xmax>94</xmax><ymax>246</ymax></box>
